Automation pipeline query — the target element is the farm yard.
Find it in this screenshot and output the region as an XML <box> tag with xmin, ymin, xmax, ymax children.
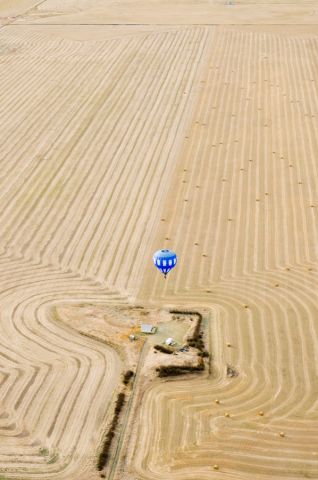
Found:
<box><xmin>0</xmin><ymin>0</ymin><xmax>318</xmax><ymax>479</ymax></box>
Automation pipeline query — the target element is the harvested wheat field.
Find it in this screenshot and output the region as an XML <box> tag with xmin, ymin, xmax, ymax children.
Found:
<box><xmin>0</xmin><ymin>0</ymin><xmax>318</xmax><ymax>479</ymax></box>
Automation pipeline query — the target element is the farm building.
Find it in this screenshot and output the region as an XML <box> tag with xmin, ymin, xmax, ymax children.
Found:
<box><xmin>141</xmin><ymin>324</ymin><xmax>157</xmax><ymax>334</ymax></box>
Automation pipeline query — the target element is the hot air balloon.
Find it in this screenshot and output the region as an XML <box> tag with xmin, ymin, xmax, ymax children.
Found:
<box><xmin>153</xmin><ymin>249</ymin><xmax>177</xmax><ymax>278</ymax></box>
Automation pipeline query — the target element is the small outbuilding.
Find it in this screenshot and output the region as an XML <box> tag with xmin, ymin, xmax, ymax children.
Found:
<box><xmin>165</xmin><ymin>337</ymin><xmax>174</xmax><ymax>346</ymax></box>
<box><xmin>141</xmin><ymin>324</ymin><xmax>157</xmax><ymax>334</ymax></box>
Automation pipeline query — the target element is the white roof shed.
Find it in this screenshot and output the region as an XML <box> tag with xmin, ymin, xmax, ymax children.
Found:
<box><xmin>141</xmin><ymin>324</ymin><xmax>156</xmax><ymax>334</ymax></box>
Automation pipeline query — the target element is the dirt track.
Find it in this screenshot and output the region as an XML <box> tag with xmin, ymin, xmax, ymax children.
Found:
<box><xmin>0</xmin><ymin>0</ymin><xmax>318</xmax><ymax>478</ymax></box>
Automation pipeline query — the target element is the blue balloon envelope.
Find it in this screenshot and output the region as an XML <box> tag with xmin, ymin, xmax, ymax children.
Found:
<box><xmin>153</xmin><ymin>249</ymin><xmax>177</xmax><ymax>278</ymax></box>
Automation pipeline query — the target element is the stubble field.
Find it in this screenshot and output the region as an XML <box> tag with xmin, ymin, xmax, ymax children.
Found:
<box><xmin>0</xmin><ymin>1</ymin><xmax>318</xmax><ymax>479</ymax></box>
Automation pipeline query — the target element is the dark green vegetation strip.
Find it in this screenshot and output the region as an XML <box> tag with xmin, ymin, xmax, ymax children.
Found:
<box><xmin>156</xmin><ymin>360</ymin><xmax>204</xmax><ymax>377</ymax></box>
<box><xmin>154</xmin><ymin>344</ymin><xmax>173</xmax><ymax>354</ymax></box>
<box><xmin>97</xmin><ymin>392</ymin><xmax>126</xmax><ymax>471</ymax></box>
<box><xmin>122</xmin><ymin>370</ymin><xmax>134</xmax><ymax>385</ymax></box>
